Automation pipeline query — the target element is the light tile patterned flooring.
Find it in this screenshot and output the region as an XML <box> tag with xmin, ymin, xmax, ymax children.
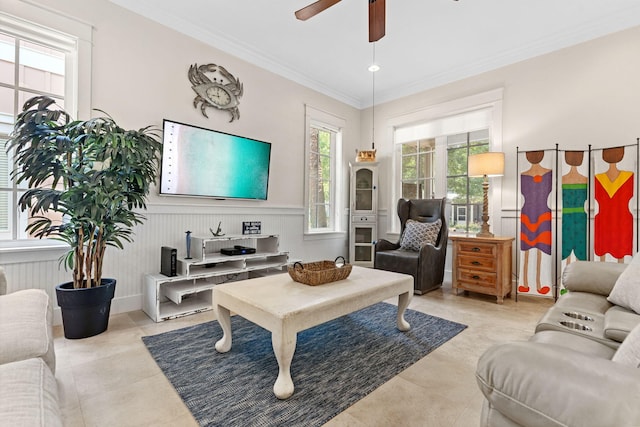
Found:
<box><xmin>54</xmin><ymin>282</ymin><xmax>553</xmax><ymax>427</ymax></box>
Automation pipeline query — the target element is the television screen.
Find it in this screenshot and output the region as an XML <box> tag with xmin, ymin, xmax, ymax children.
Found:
<box><xmin>160</xmin><ymin>120</ymin><xmax>271</xmax><ymax>200</ymax></box>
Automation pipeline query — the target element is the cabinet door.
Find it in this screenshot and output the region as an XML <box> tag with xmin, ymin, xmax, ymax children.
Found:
<box><xmin>352</xmin><ymin>166</ymin><xmax>377</xmax><ymax>214</ymax></box>
<box><xmin>350</xmin><ymin>223</ymin><xmax>377</xmax><ymax>267</ymax></box>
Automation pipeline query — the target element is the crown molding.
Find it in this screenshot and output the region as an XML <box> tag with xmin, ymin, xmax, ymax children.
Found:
<box><xmin>111</xmin><ymin>0</ymin><xmax>640</xmax><ymax>110</ymax></box>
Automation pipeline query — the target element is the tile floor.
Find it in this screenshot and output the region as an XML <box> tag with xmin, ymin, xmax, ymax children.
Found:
<box><xmin>53</xmin><ymin>282</ymin><xmax>553</xmax><ymax>427</ymax></box>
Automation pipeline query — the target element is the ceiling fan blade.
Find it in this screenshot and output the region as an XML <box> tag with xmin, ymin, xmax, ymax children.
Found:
<box><xmin>369</xmin><ymin>0</ymin><xmax>386</xmax><ymax>42</ymax></box>
<box><xmin>295</xmin><ymin>0</ymin><xmax>341</xmax><ymax>21</ymax></box>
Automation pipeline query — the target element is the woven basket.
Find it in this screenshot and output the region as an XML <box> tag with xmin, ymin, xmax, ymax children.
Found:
<box><xmin>288</xmin><ymin>256</ymin><xmax>352</xmax><ymax>286</ymax></box>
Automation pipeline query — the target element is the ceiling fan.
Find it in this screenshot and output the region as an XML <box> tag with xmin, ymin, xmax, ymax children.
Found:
<box><xmin>295</xmin><ymin>0</ymin><xmax>386</xmax><ymax>42</ymax></box>
<box><xmin>295</xmin><ymin>0</ymin><xmax>460</xmax><ymax>42</ymax></box>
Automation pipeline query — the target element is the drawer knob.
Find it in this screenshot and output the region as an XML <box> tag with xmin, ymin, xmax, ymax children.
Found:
<box><xmin>471</xmin><ymin>261</ymin><xmax>482</xmax><ymax>266</ymax></box>
<box><xmin>472</xmin><ymin>247</ymin><xmax>481</xmax><ymax>252</ymax></box>
<box><xmin>472</xmin><ymin>275</ymin><xmax>481</xmax><ymax>280</ymax></box>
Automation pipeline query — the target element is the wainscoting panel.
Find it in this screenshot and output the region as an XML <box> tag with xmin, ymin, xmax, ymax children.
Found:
<box><xmin>2</xmin><ymin>259</ymin><xmax>69</xmax><ymax>304</ymax></box>
<box><xmin>2</xmin><ymin>203</ymin><xmax>349</xmax><ymax>324</ymax></box>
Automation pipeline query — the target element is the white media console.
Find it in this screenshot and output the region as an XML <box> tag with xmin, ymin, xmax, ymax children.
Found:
<box><xmin>143</xmin><ymin>234</ymin><xmax>289</xmax><ymax>322</ymax></box>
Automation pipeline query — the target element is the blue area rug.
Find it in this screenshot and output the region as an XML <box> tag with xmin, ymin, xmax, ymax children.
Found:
<box><xmin>142</xmin><ymin>302</ymin><xmax>467</xmax><ymax>427</ymax></box>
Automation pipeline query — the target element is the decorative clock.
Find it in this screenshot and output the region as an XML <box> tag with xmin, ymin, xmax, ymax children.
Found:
<box><xmin>188</xmin><ymin>63</ymin><xmax>243</xmax><ymax>122</ymax></box>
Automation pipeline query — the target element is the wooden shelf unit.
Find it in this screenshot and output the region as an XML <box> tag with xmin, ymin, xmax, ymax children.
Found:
<box><xmin>143</xmin><ymin>234</ymin><xmax>288</xmax><ymax>322</ymax></box>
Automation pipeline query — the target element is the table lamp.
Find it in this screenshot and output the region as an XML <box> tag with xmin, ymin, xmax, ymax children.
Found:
<box><xmin>468</xmin><ymin>152</ymin><xmax>505</xmax><ymax>237</ymax></box>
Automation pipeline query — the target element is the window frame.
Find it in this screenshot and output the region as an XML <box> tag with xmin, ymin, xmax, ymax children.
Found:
<box><xmin>303</xmin><ymin>105</ymin><xmax>345</xmax><ymax>235</ymax></box>
<box><xmin>0</xmin><ymin>7</ymin><xmax>91</xmax><ymax>248</ymax></box>
<box><xmin>399</xmin><ymin>139</ymin><xmax>436</xmax><ymax>200</ymax></box>
<box><xmin>445</xmin><ymin>130</ymin><xmax>490</xmax><ymax>234</ymax></box>
<box><xmin>388</xmin><ymin>89</ymin><xmax>504</xmax><ymax>235</ymax></box>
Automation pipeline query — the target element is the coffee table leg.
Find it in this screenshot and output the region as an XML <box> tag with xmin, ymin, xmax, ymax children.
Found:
<box><xmin>214</xmin><ymin>305</ymin><xmax>232</xmax><ymax>353</ymax></box>
<box><xmin>271</xmin><ymin>329</ymin><xmax>297</xmax><ymax>399</ymax></box>
<box><xmin>397</xmin><ymin>292</ymin><xmax>411</xmax><ymax>331</ymax></box>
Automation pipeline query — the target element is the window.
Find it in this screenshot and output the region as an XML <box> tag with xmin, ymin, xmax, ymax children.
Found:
<box><xmin>446</xmin><ymin>130</ymin><xmax>489</xmax><ymax>233</ymax></box>
<box><xmin>308</xmin><ymin>125</ymin><xmax>335</xmax><ymax>230</ymax></box>
<box><xmin>457</xmin><ymin>206</ymin><xmax>467</xmax><ymax>222</ymax></box>
<box><xmin>0</xmin><ymin>15</ymin><xmax>78</xmax><ymax>241</ymax></box>
<box><xmin>400</xmin><ymin>139</ymin><xmax>435</xmax><ymax>199</ymax></box>
<box><xmin>391</xmin><ymin>89</ymin><xmax>503</xmax><ymax>234</ymax></box>
<box><xmin>304</xmin><ymin>106</ymin><xmax>344</xmax><ymax>234</ymax></box>
<box><xmin>395</xmin><ymin>129</ymin><xmax>489</xmax><ymax>234</ymax></box>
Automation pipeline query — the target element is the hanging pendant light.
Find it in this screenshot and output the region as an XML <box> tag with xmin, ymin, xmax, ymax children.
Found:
<box><xmin>357</xmin><ymin>43</ymin><xmax>379</xmax><ymax>163</ymax></box>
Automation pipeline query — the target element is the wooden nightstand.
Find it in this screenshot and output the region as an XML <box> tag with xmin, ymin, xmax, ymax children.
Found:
<box><xmin>449</xmin><ymin>235</ymin><xmax>514</xmax><ymax>304</ymax></box>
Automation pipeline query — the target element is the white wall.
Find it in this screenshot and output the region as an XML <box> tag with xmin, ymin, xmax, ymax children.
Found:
<box><xmin>4</xmin><ymin>0</ymin><xmax>640</xmax><ymax>318</ymax></box>
<box><xmin>366</xmin><ymin>24</ymin><xmax>640</xmax><ymax>240</ymax></box>
<box><xmin>2</xmin><ymin>0</ymin><xmax>360</xmax><ymax>319</ymax></box>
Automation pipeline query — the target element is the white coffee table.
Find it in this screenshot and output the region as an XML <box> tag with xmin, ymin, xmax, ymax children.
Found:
<box><xmin>213</xmin><ymin>265</ymin><xmax>414</xmax><ymax>399</ymax></box>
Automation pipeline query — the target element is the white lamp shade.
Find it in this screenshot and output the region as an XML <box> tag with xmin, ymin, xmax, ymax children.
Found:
<box><xmin>468</xmin><ymin>152</ymin><xmax>505</xmax><ymax>177</ymax></box>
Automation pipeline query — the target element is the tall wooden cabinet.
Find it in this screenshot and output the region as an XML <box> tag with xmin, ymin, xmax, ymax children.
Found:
<box><xmin>349</xmin><ymin>162</ymin><xmax>378</xmax><ymax>267</ymax></box>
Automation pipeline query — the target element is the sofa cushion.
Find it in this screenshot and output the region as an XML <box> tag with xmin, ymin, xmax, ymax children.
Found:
<box><xmin>608</xmin><ymin>254</ymin><xmax>640</xmax><ymax>313</ymax></box>
<box><xmin>399</xmin><ymin>219</ymin><xmax>441</xmax><ymax>251</ymax></box>
<box><xmin>0</xmin><ymin>358</ymin><xmax>62</xmax><ymax>427</ymax></box>
<box><xmin>604</xmin><ymin>305</ymin><xmax>640</xmax><ymax>343</ymax></box>
<box><xmin>554</xmin><ymin>291</ymin><xmax>612</xmax><ymax>314</ymax></box>
<box><xmin>530</xmin><ymin>331</ymin><xmax>616</xmax><ymax>359</ymax></box>
<box><xmin>562</xmin><ymin>261</ymin><xmax>627</xmax><ymax>296</ymax></box>
<box><xmin>476</xmin><ymin>341</ymin><xmax>640</xmax><ymax>427</ymax></box>
<box><xmin>0</xmin><ymin>289</ymin><xmax>56</xmax><ymax>372</ymax></box>
<box><xmin>480</xmin><ymin>401</ymin><xmax>521</xmax><ymax>427</ymax></box>
<box><xmin>612</xmin><ymin>323</ymin><xmax>640</xmax><ymax>368</ymax></box>
<box><xmin>374</xmin><ymin>249</ymin><xmax>418</xmax><ymax>278</ymax></box>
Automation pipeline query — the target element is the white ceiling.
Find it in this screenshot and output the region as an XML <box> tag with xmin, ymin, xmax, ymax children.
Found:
<box><xmin>111</xmin><ymin>0</ymin><xmax>640</xmax><ymax>108</ymax></box>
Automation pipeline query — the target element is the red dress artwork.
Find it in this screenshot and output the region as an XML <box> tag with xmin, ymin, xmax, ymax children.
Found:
<box><xmin>594</xmin><ymin>171</ymin><xmax>634</xmax><ymax>259</ymax></box>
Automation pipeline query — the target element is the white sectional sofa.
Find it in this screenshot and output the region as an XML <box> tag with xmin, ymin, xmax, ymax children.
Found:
<box><xmin>534</xmin><ymin>260</ymin><xmax>639</xmax><ymax>347</ymax></box>
<box><xmin>0</xmin><ymin>267</ymin><xmax>62</xmax><ymax>427</ymax></box>
<box><xmin>476</xmin><ymin>258</ymin><xmax>640</xmax><ymax>427</ymax></box>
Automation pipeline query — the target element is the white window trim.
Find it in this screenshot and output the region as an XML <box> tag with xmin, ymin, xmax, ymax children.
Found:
<box><xmin>0</xmin><ymin>4</ymin><xmax>92</xmax><ymax>251</ymax></box>
<box><xmin>303</xmin><ymin>105</ymin><xmax>345</xmax><ymax>235</ymax></box>
<box><xmin>387</xmin><ymin>88</ymin><xmax>504</xmax><ymax>234</ymax></box>
<box><xmin>0</xmin><ymin>4</ymin><xmax>93</xmax><ymax>118</ymax></box>
<box><xmin>0</xmin><ymin>239</ymin><xmax>69</xmax><ymax>264</ymax></box>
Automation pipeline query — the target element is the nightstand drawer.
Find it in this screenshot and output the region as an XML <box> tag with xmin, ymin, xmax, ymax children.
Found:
<box><xmin>456</xmin><ymin>241</ymin><xmax>497</xmax><ymax>257</ymax></box>
<box><xmin>457</xmin><ymin>269</ymin><xmax>497</xmax><ymax>287</ymax></box>
<box><xmin>457</xmin><ymin>254</ymin><xmax>497</xmax><ymax>272</ymax></box>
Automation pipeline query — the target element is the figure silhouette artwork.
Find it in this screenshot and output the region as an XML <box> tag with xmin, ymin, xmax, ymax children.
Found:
<box><xmin>561</xmin><ymin>151</ymin><xmax>588</xmax><ymax>265</ymax></box>
<box><xmin>520</xmin><ymin>151</ymin><xmax>552</xmax><ymax>295</ymax></box>
<box><xmin>594</xmin><ymin>147</ymin><xmax>634</xmax><ymax>263</ymax></box>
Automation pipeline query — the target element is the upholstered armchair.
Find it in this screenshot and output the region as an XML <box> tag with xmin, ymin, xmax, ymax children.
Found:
<box><xmin>374</xmin><ymin>198</ymin><xmax>448</xmax><ymax>294</ymax></box>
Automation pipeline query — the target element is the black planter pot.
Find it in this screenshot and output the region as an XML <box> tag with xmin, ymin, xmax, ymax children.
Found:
<box><xmin>55</xmin><ymin>278</ymin><xmax>116</xmax><ymax>339</ymax></box>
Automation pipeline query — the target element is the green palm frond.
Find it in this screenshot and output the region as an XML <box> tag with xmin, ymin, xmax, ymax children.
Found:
<box><xmin>7</xmin><ymin>96</ymin><xmax>161</xmax><ymax>288</ymax></box>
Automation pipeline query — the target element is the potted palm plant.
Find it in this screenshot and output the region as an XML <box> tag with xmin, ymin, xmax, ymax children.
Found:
<box><xmin>8</xmin><ymin>96</ymin><xmax>162</xmax><ymax>339</ymax></box>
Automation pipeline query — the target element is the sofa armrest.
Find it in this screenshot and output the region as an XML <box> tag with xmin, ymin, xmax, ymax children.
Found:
<box><xmin>375</xmin><ymin>238</ymin><xmax>399</xmax><ymax>252</ymax></box>
<box><xmin>476</xmin><ymin>341</ymin><xmax>640</xmax><ymax>427</ymax></box>
<box><xmin>0</xmin><ymin>267</ymin><xmax>6</xmax><ymax>296</ymax></box>
<box><xmin>417</xmin><ymin>240</ymin><xmax>446</xmax><ymax>264</ymax></box>
<box><xmin>562</xmin><ymin>261</ymin><xmax>628</xmax><ymax>296</ymax></box>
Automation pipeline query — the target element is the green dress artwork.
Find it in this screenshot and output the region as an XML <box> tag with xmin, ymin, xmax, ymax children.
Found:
<box><xmin>560</xmin><ymin>151</ymin><xmax>588</xmax><ymax>296</ymax></box>
<box><xmin>561</xmin><ymin>183</ymin><xmax>587</xmax><ymax>262</ymax></box>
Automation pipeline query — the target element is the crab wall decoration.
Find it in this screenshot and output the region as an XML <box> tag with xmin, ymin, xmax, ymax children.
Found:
<box><xmin>188</xmin><ymin>63</ymin><xmax>243</xmax><ymax>122</ymax></box>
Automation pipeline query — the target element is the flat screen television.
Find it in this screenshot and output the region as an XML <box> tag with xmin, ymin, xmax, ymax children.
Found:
<box><xmin>160</xmin><ymin>120</ymin><xmax>271</xmax><ymax>200</ymax></box>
